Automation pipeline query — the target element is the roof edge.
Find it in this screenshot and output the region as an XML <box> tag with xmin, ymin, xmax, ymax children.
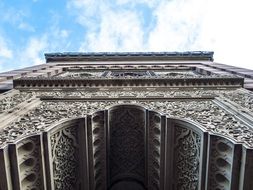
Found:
<box><xmin>44</xmin><ymin>51</ymin><xmax>214</xmax><ymax>63</ymax></box>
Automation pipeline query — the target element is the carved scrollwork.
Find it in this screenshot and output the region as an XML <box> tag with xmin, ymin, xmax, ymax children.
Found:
<box><xmin>51</xmin><ymin>125</ymin><xmax>79</xmax><ymax>190</ymax></box>
<box><xmin>0</xmin><ymin>91</ymin><xmax>34</xmax><ymax>114</ymax></box>
<box><xmin>1</xmin><ymin>98</ymin><xmax>253</xmax><ymax>149</ymax></box>
<box><xmin>221</xmin><ymin>89</ymin><xmax>253</xmax><ymax>112</ymax></box>
<box><xmin>56</xmin><ymin>71</ymin><xmax>104</xmax><ymax>78</ymax></box>
<box><xmin>34</xmin><ymin>69</ymin><xmax>235</xmax><ymax>79</ymax></box>
<box><xmin>173</xmin><ymin>125</ymin><xmax>201</xmax><ymax>190</ymax></box>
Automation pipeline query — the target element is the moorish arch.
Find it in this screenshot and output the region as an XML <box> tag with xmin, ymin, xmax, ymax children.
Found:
<box><xmin>5</xmin><ymin>104</ymin><xmax>243</xmax><ymax>190</ymax></box>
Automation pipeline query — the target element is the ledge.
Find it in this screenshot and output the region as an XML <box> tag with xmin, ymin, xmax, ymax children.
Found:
<box><xmin>45</xmin><ymin>51</ymin><xmax>214</xmax><ymax>62</ymax></box>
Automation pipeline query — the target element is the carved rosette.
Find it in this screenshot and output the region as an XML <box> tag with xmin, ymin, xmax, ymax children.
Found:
<box><xmin>173</xmin><ymin>125</ymin><xmax>201</xmax><ymax>190</ymax></box>
<box><xmin>50</xmin><ymin>125</ymin><xmax>79</xmax><ymax>190</ymax></box>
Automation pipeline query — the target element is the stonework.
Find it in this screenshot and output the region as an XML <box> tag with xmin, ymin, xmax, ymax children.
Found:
<box><xmin>0</xmin><ymin>52</ymin><xmax>253</xmax><ymax>190</ymax></box>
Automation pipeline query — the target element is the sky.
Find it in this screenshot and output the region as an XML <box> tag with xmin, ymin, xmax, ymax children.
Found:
<box><xmin>0</xmin><ymin>0</ymin><xmax>253</xmax><ymax>72</ymax></box>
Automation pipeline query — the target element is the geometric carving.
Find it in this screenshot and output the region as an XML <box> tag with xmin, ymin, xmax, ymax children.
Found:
<box><xmin>172</xmin><ymin>124</ymin><xmax>201</xmax><ymax>190</ymax></box>
<box><xmin>109</xmin><ymin>106</ymin><xmax>146</xmax><ymax>189</ymax></box>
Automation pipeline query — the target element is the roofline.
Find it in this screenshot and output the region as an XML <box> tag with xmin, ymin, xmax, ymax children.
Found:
<box><xmin>44</xmin><ymin>51</ymin><xmax>214</xmax><ymax>63</ymax></box>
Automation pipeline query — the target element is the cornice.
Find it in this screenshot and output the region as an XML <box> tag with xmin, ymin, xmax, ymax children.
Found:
<box><xmin>45</xmin><ymin>51</ymin><xmax>214</xmax><ymax>62</ymax></box>
<box><xmin>13</xmin><ymin>76</ymin><xmax>244</xmax><ymax>90</ymax></box>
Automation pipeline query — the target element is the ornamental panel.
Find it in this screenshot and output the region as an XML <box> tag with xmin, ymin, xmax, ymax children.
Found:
<box><xmin>109</xmin><ymin>106</ymin><xmax>146</xmax><ymax>188</ymax></box>
<box><xmin>43</xmin><ymin>118</ymin><xmax>88</xmax><ymax>190</ymax></box>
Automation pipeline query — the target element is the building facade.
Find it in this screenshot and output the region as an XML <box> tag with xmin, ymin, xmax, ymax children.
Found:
<box><xmin>0</xmin><ymin>52</ymin><xmax>253</xmax><ymax>190</ymax></box>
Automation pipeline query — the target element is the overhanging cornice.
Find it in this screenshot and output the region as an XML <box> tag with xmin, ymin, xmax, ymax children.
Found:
<box><xmin>45</xmin><ymin>51</ymin><xmax>214</xmax><ymax>63</ymax></box>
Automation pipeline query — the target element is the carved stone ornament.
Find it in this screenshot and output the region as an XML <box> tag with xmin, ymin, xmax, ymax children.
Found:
<box><xmin>50</xmin><ymin>125</ymin><xmax>79</xmax><ymax>189</ymax></box>
<box><xmin>173</xmin><ymin>125</ymin><xmax>201</xmax><ymax>190</ymax></box>
<box><xmin>0</xmin><ymin>88</ymin><xmax>253</xmax><ymax>148</ymax></box>
<box><xmin>1</xmin><ymin>87</ymin><xmax>253</xmax><ymax>190</ymax></box>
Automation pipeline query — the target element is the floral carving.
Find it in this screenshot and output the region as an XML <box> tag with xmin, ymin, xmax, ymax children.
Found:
<box><xmin>34</xmin><ymin>70</ymin><xmax>234</xmax><ymax>79</ymax></box>
<box><xmin>221</xmin><ymin>89</ymin><xmax>253</xmax><ymax>112</ymax></box>
<box><xmin>173</xmin><ymin>126</ymin><xmax>201</xmax><ymax>190</ymax></box>
<box><xmin>51</xmin><ymin>125</ymin><xmax>79</xmax><ymax>190</ymax></box>
<box><xmin>0</xmin><ymin>91</ymin><xmax>34</xmax><ymax>113</ymax></box>
<box><xmin>1</xmin><ymin>88</ymin><xmax>253</xmax><ymax>149</ymax></box>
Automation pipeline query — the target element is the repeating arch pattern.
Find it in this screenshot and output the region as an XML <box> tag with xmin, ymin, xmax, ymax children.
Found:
<box><xmin>0</xmin><ymin>104</ymin><xmax>249</xmax><ymax>190</ymax></box>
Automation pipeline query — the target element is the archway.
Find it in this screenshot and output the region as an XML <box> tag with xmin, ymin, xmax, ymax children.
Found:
<box><xmin>30</xmin><ymin>103</ymin><xmax>237</xmax><ymax>190</ymax></box>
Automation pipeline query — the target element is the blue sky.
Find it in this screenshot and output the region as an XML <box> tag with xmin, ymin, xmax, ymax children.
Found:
<box><xmin>0</xmin><ymin>0</ymin><xmax>253</xmax><ymax>72</ymax></box>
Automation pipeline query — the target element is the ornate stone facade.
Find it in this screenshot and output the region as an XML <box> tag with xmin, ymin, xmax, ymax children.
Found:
<box><xmin>0</xmin><ymin>52</ymin><xmax>253</xmax><ymax>190</ymax></box>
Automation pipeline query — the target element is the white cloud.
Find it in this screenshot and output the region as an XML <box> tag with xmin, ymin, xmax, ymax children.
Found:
<box><xmin>0</xmin><ymin>36</ymin><xmax>13</xmax><ymax>59</ymax></box>
<box><xmin>20</xmin><ymin>36</ymin><xmax>48</xmax><ymax>66</ymax></box>
<box><xmin>67</xmin><ymin>0</ymin><xmax>101</xmax><ymax>19</ymax></box>
<box><xmin>68</xmin><ymin>0</ymin><xmax>253</xmax><ymax>69</ymax></box>
<box><xmin>18</xmin><ymin>22</ymin><xmax>35</xmax><ymax>32</ymax></box>
<box><xmin>60</xmin><ymin>30</ymin><xmax>69</xmax><ymax>38</ymax></box>
<box><xmin>191</xmin><ymin>0</ymin><xmax>253</xmax><ymax>69</ymax></box>
<box><xmin>69</xmin><ymin>0</ymin><xmax>207</xmax><ymax>53</ymax></box>
<box><xmin>68</xmin><ymin>0</ymin><xmax>145</xmax><ymax>51</ymax></box>
<box><xmin>147</xmin><ymin>0</ymin><xmax>207</xmax><ymax>51</ymax></box>
<box><xmin>80</xmin><ymin>9</ymin><xmax>144</xmax><ymax>51</ymax></box>
<box><xmin>115</xmin><ymin>0</ymin><xmax>158</xmax><ymax>8</ymax></box>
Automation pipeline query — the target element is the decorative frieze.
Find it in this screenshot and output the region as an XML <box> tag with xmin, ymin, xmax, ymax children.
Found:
<box><xmin>0</xmin><ymin>97</ymin><xmax>253</xmax><ymax>149</ymax></box>
<box><xmin>0</xmin><ymin>91</ymin><xmax>34</xmax><ymax>114</ymax></box>
<box><xmin>1</xmin><ymin>88</ymin><xmax>253</xmax><ymax>118</ymax></box>
<box><xmin>221</xmin><ymin>89</ymin><xmax>253</xmax><ymax>112</ymax></box>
